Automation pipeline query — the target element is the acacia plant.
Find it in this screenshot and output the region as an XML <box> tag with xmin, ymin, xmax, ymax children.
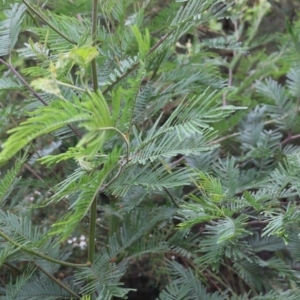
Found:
<box><xmin>1</xmin><ymin>0</ymin><xmax>300</xmax><ymax>299</ymax></box>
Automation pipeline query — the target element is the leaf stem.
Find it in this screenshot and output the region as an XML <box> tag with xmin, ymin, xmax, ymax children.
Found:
<box><xmin>88</xmin><ymin>0</ymin><xmax>100</xmax><ymax>265</ymax></box>
<box><xmin>0</xmin><ymin>58</ymin><xmax>82</xmax><ymax>139</ymax></box>
<box><xmin>209</xmin><ymin>111</ymin><xmax>298</xmax><ymax>145</ymax></box>
<box><xmin>88</xmin><ymin>198</ymin><xmax>97</xmax><ymax>264</ymax></box>
<box><xmin>102</xmin><ymin>33</ymin><xmax>171</xmax><ymax>95</ymax></box>
<box><xmin>0</xmin><ymin>230</ymin><xmax>90</xmax><ymax>268</ymax></box>
<box><xmin>35</xmin><ymin>263</ymin><xmax>81</xmax><ymax>299</ymax></box>
<box><xmin>91</xmin><ymin>0</ymin><xmax>99</xmax><ymax>92</ymax></box>
<box><xmin>56</xmin><ymin>81</ymin><xmax>86</xmax><ymax>93</ymax></box>
<box><xmin>21</xmin><ymin>0</ymin><xmax>76</xmax><ymax>45</ymax></box>
<box><xmin>98</xmin><ymin>127</ymin><xmax>130</xmax><ymax>160</ymax></box>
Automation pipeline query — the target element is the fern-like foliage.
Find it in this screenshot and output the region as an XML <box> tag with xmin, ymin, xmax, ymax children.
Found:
<box><xmin>1</xmin><ymin>0</ymin><xmax>300</xmax><ymax>299</ymax></box>
<box><xmin>0</xmin><ymin>3</ymin><xmax>26</xmax><ymax>56</ymax></box>
<box><xmin>158</xmin><ymin>261</ymin><xmax>224</xmax><ymax>300</ymax></box>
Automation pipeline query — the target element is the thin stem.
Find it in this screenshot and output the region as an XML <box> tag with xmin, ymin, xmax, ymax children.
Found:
<box><xmin>102</xmin><ymin>61</ymin><xmax>139</xmax><ymax>95</ymax></box>
<box><xmin>88</xmin><ymin>0</ymin><xmax>100</xmax><ymax>265</ymax></box>
<box><xmin>0</xmin><ymin>230</ymin><xmax>90</xmax><ymax>268</ymax></box>
<box><xmin>23</xmin><ymin>163</ymin><xmax>44</xmax><ymax>182</ymax></box>
<box><xmin>56</xmin><ymin>81</ymin><xmax>86</xmax><ymax>93</ymax></box>
<box><xmin>149</xmin><ymin>50</ymin><xmax>167</xmax><ymax>81</ymax></box>
<box><xmin>102</xmin><ymin>33</ymin><xmax>171</xmax><ymax>95</ymax></box>
<box><xmin>91</xmin><ymin>0</ymin><xmax>99</xmax><ymax>92</ymax></box>
<box><xmin>99</xmin><ymin>127</ymin><xmax>130</xmax><ymax>160</ymax></box>
<box><xmin>24</xmin><ymin>7</ymin><xmax>39</xmax><ymax>27</ymax></box>
<box><xmin>148</xmin><ymin>160</ymin><xmax>179</xmax><ymax>208</ymax></box>
<box><xmin>281</xmin><ymin>133</ymin><xmax>300</xmax><ymax>145</ymax></box>
<box><xmin>99</xmin><ymin>162</ymin><xmax>126</xmax><ymax>193</ymax></box>
<box><xmin>35</xmin><ymin>264</ymin><xmax>81</xmax><ymax>299</ymax></box>
<box><xmin>0</xmin><ymin>58</ymin><xmax>82</xmax><ymax>139</ymax></box>
<box><xmin>222</xmin><ymin>67</ymin><xmax>233</xmax><ymax>106</ymax></box>
<box><xmin>4</xmin><ymin>262</ymin><xmax>22</xmax><ymax>274</ymax></box>
<box><xmin>0</xmin><ymin>58</ymin><xmax>47</xmax><ymax>106</ymax></box>
<box><xmin>209</xmin><ymin>110</ymin><xmax>300</xmax><ymax>146</ymax></box>
<box><xmin>88</xmin><ymin>198</ymin><xmax>97</xmax><ymax>264</ymax></box>
<box><xmin>209</xmin><ymin>132</ymin><xmax>240</xmax><ymax>145</ymax></box>
<box><xmin>164</xmin><ymin>187</ymin><xmax>179</xmax><ymax>208</ymax></box>
<box><xmin>21</xmin><ymin>0</ymin><xmax>76</xmax><ymax>45</ymax></box>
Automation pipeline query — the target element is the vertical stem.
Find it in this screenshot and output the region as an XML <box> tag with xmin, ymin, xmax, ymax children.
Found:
<box><xmin>88</xmin><ymin>199</ymin><xmax>97</xmax><ymax>264</ymax></box>
<box><xmin>88</xmin><ymin>0</ymin><xmax>99</xmax><ymax>265</ymax></box>
<box><xmin>91</xmin><ymin>0</ymin><xmax>99</xmax><ymax>92</ymax></box>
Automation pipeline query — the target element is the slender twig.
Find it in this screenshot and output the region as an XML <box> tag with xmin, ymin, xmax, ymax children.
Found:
<box><xmin>99</xmin><ymin>162</ymin><xmax>126</xmax><ymax>193</ymax></box>
<box><xmin>208</xmin><ymin>110</ymin><xmax>300</xmax><ymax>146</ymax></box>
<box><xmin>21</xmin><ymin>0</ymin><xmax>76</xmax><ymax>45</ymax></box>
<box><xmin>0</xmin><ymin>58</ymin><xmax>82</xmax><ymax>139</ymax></box>
<box><xmin>147</xmin><ymin>34</ymin><xmax>169</xmax><ymax>56</ymax></box>
<box><xmin>23</xmin><ymin>6</ymin><xmax>39</xmax><ymax>27</ymax></box>
<box><xmin>4</xmin><ymin>262</ymin><xmax>22</xmax><ymax>274</ymax></box>
<box><xmin>90</xmin><ymin>0</ymin><xmax>99</xmax><ymax>93</ymax></box>
<box><xmin>209</xmin><ymin>132</ymin><xmax>240</xmax><ymax>145</ymax></box>
<box><xmin>88</xmin><ymin>198</ymin><xmax>97</xmax><ymax>264</ymax></box>
<box><xmin>0</xmin><ymin>230</ymin><xmax>90</xmax><ymax>268</ymax></box>
<box><xmin>281</xmin><ymin>133</ymin><xmax>300</xmax><ymax>145</ymax></box>
<box><xmin>97</xmin><ymin>127</ymin><xmax>129</xmax><ymax>160</ymax></box>
<box><xmin>102</xmin><ymin>33</ymin><xmax>170</xmax><ymax>95</ymax></box>
<box><xmin>102</xmin><ymin>61</ymin><xmax>140</xmax><ymax>95</ymax></box>
<box><xmin>149</xmin><ymin>160</ymin><xmax>179</xmax><ymax>208</ymax></box>
<box><xmin>35</xmin><ymin>263</ymin><xmax>81</xmax><ymax>299</ymax></box>
<box><xmin>56</xmin><ymin>81</ymin><xmax>85</xmax><ymax>93</ymax></box>
<box><xmin>0</xmin><ymin>58</ymin><xmax>47</xmax><ymax>105</ymax></box>
<box><xmin>23</xmin><ymin>163</ymin><xmax>44</xmax><ymax>182</ymax></box>
<box><xmin>222</xmin><ymin>67</ymin><xmax>233</xmax><ymax>106</ymax></box>
<box><xmin>149</xmin><ymin>50</ymin><xmax>167</xmax><ymax>81</ymax></box>
<box><xmin>164</xmin><ymin>187</ymin><xmax>179</xmax><ymax>208</ymax></box>
<box><xmin>222</xmin><ymin>18</ymin><xmax>238</xmax><ymax>106</ymax></box>
<box><xmin>222</xmin><ymin>262</ymin><xmax>258</xmax><ymax>295</ymax></box>
<box><xmin>246</xmin><ymin>220</ymin><xmax>269</xmax><ymax>226</ymax></box>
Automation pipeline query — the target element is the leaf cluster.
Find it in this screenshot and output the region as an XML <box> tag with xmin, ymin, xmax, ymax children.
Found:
<box><xmin>1</xmin><ymin>0</ymin><xmax>300</xmax><ymax>299</ymax></box>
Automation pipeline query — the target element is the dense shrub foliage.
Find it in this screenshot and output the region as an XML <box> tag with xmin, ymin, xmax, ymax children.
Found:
<box><xmin>1</xmin><ymin>0</ymin><xmax>300</xmax><ymax>299</ymax></box>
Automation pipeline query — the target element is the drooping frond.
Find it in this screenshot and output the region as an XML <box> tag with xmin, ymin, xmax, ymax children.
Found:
<box><xmin>0</xmin><ymin>264</ymin><xmax>35</xmax><ymax>300</ymax></box>
<box><xmin>158</xmin><ymin>261</ymin><xmax>224</xmax><ymax>300</ymax></box>
<box><xmin>0</xmin><ymin>77</ymin><xmax>23</xmax><ymax>91</ymax></box>
<box><xmin>49</xmin><ymin>147</ymin><xmax>121</xmax><ymax>239</ymax></box>
<box><xmin>74</xmin><ymin>253</ymin><xmax>132</xmax><ymax>299</ymax></box>
<box><xmin>16</xmin><ymin>276</ymin><xmax>76</xmax><ymax>300</ymax></box>
<box><xmin>255</xmin><ymin>78</ymin><xmax>297</xmax><ymax>131</ymax></box>
<box><xmin>28</xmin><ymin>8</ymin><xmax>91</xmax><ymax>48</ymax></box>
<box><xmin>148</xmin><ymin>0</ymin><xmax>216</xmax><ymax>60</ymax></box>
<box><xmin>0</xmin><ymin>3</ymin><xmax>26</xmax><ymax>56</ymax></box>
<box><xmin>106</xmin><ymin>208</ymin><xmax>174</xmax><ymax>258</ymax></box>
<box><xmin>0</xmin><ymin>155</ymin><xmax>25</xmax><ymax>205</ymax></box>
<box><xmin>0</xmin><ymin>99</ymin><xmax>89</xmax><ymax>164</ymax></box>
<box><xmin>108</xmin><ymin>162</ymin><xmax>194</xmax><ymax>197</ymax></box>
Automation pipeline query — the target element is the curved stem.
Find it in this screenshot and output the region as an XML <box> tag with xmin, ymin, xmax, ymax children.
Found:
<box><xmin>21</xmin><ymin>0</ymin><xmax>76</xmax><ymax>45</ymax></box>
<box><xmin>0</xmin><ymin>230</ymin><xmax>89</xmax><ymax>268</ymax></box>
<box><xmin>98</xmin><ymin>127</ymin><xmax>130</xmax><ymax>160</ymax></box>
